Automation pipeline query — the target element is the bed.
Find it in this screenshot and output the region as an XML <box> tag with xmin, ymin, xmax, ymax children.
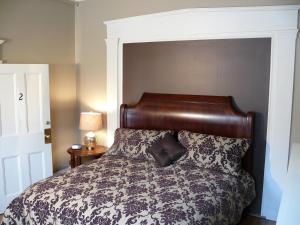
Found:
<box><xmin>1</xmin><ymin>93</ymin><xmax>256</xmax><ymax>225</ymax></box>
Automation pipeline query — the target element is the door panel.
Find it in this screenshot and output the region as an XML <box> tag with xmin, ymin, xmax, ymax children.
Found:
<box><xmin>15</xmin><ymin>73</ymin><xmax>28</xmax><ymax>134</ymax></box>
<box><xmin>0</xmin><ymin>74</ymin><xmax>17</xmax><ymax>136</ymax></box>
<box><xmin>0</xmin><ymin>64</ymin><xmax>52</xmax><ymax>213</ymax></box>
<box><xmin>29</xmin><ymin>151</ymin><xmax>45</xmax><ymax>183</ymax></box>
<box><xmin>3</xmin><ymin>156</ymin><xmax>22</xmax><ymax>196</ymax></box>
<box><xmin>26</xmin><ymin>73</ymin><xmax>43</xmax><ymax>133</ymax></box>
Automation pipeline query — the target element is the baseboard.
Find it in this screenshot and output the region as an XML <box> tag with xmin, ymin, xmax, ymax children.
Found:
<box><xmin>247</xmin><ymin>213</ymin><xmax>276</xmax><ymax>222</ymax></box>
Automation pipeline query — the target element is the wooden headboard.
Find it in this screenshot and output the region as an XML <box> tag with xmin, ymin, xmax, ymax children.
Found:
<box><xmin>120</xmin><ymin>93</ymin><xmax>255</xmax><ymax>174</ymax></box>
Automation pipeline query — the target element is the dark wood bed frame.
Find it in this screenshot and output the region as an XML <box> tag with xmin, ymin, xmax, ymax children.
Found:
<box><xmin>120</xmin><ymin>92</ymin><xmax>255</xmax><ymax>175</ymax></box>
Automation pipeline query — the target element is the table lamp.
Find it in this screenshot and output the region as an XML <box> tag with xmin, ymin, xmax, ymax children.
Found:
<box><xmin>79</xmin><ymin>112</ymin><xmax>102</xmax><ymax>150</ymax></box>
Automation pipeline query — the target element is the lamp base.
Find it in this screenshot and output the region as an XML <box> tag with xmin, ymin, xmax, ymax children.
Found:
<box><xmin>84</xmin><ymin>136</ymin><xmax>96</xmax><ymax>150</ymax></box>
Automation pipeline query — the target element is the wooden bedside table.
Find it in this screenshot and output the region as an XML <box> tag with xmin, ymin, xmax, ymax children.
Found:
<box><xmin>67</xmin><ymin>145</ymin><xmax>108</xmax><ymax>168</ymax></box>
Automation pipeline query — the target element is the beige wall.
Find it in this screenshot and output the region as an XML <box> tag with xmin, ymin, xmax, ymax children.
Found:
<box><xmin>0</xmin><ymin>0</ymin><xmax>77</xmax><ymax>171</ymax></box>
<box><xmin>76</xmin><ymin>0</ymin><xmax>300</xmax><ymax>146</ymax></box>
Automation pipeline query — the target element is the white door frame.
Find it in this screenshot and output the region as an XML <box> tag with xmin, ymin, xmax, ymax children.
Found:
<box><xmin>105</xmin><ymin>6</ymin><xmax>299</xmax><ymax>220</ymax></box>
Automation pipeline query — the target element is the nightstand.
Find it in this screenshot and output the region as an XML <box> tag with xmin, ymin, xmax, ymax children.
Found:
<box><xmin>67</xmin><ymin>145</ymin><xmax>108</xmax><ymax>168</ymax></box>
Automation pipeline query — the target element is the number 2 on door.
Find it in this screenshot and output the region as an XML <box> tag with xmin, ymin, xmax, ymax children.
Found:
<box><xmin>19</xmin><ymin>93</ymin><xmax>23</xmax><ymax>101</ymax></box>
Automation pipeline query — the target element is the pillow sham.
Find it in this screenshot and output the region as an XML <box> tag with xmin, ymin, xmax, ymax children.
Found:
<box><xmin>177</xmin><ymin>130</ymin><xmax>251</xmax><ymax>176</ymax></box>
<box><xmin>147</xmin><ymin>133</ymin><xmax>187</xmax><ymax>167</ymax></box>
<box><xmin>106</xmin><ymin>128</ymin><xmax>173</xmax><ymax>161</ymax></box>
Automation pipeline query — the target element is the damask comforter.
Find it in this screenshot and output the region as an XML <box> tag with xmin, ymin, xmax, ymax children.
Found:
<box><xmin>1</xmin><ymin>155</ymin><xmax>255</xmax><ymax>225</ymax></box>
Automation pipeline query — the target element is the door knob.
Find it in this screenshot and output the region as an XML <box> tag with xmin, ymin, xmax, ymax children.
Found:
<box><xmin>44</xmin><ymin>128</ymin><xmax>52</xmax><ymax>144</ymax></box>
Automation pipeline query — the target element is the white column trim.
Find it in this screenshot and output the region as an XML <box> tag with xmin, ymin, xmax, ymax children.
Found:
<box><xmin>105</xmin><ymin>38</ymin><xmax>120</xmax><ymax>146</ymax></box>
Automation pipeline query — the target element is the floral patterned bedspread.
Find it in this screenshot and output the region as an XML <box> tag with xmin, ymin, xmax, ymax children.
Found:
<box><xmin>1</xmin><ymin>155</ymin><xmax>255</xmax><ymax>225</ymax></box>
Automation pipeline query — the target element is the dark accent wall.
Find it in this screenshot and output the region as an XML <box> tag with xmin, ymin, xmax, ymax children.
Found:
<box><xmin>123</xmin><ymin>38</ymin><xmax>271</xmax><ymax>214</ymax></box>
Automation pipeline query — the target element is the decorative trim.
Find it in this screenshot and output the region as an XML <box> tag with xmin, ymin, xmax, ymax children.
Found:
<box><xmin>105</xmin><ymin>5</ymin><xmax>299</xmax><ymax>220</ymax></box>
<box><xmin>0</xmin><ymin>40</ymin><xmax>5</xmax><ymax>63</ymax></box>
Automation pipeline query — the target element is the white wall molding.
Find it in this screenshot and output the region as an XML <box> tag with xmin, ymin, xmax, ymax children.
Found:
<box><xmin>0</xmin><ymin>40</ymin><xmax>5</xmax><ymax>63</ymax></box>
<box><xmin>105</xmin><ymin>5</ymin><xmax>299</xmax><ymax>220</ymax></box>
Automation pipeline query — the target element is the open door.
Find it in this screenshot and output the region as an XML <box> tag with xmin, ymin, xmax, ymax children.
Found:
<box><xmin>0</xmin><ymin>64</ymin><xmax>52</xmax><ymax>213</ymax></box>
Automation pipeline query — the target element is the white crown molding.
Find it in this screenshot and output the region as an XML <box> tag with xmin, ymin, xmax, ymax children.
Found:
<box><xmin>104</xmin><ymin>5</ymin><xmax>300</xmax><ymax>25</ymax></box>
<box><xmin>105</xmin><ymin>5</ymin><xmax>299</xmax><ymax>41</ymax></box>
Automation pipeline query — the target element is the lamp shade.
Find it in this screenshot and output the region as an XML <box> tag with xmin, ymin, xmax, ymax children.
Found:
<box><xmin>79</xmin><ymin>112</ymin><xmax>102</xmax><ymax>131</ymax></box>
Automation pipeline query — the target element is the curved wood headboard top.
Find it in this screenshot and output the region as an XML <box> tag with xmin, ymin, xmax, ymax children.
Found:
<box><xmin>120</xmin><ymin>93</ymin><xmax>255</xmax><ymax>139</ymax></box>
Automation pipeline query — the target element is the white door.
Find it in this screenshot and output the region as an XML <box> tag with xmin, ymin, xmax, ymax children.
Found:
<box><xmin>0</xmin><ymin>64</ymin><xmax>53</xmax><ymax>213</ymax></box>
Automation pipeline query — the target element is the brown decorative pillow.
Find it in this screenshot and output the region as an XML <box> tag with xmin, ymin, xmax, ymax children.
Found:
<box><xmin>146</xmin><ymin>144</ymin><xmax>171</xmax><ymax>166</ymax></box>
<box><xmin>106</xmin><ymin>128</ymin><xmax>173</xmax><ymax>161</ymax></box>
<box><xmin>147</xmin><ymin>133</ymin><xmax>187</xmax><ymax>166</ymax></box>
<box><xmin>177</xmin><ymin>130</ymin><xmax>251</xmax><ymax>176</ymax></box>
